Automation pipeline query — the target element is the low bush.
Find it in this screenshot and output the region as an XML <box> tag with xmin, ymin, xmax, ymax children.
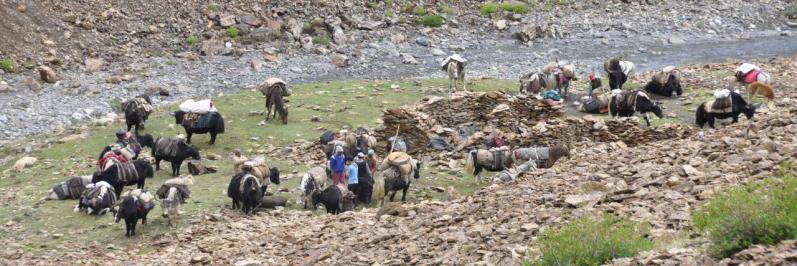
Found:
<box><xmin>186</xmin><ymin>36</ymin><xmax>198</xmax><ymax>47</ymax></box>
<box><xmin>414</xmin><ymin>6</ymin><xmax>427</xmax><ymax>15</ymax></box>
<box><xmin>501</xmin><ymin>2</ymin><xmax>528</xmax><ymax>13</ymax></box>
<box><xmin>0</xmin><ymin>59</ymin><xmax>15</xmax><ymax>73</ymax></box>
<box><xmin>480</xmin><ymin>2</ymin><xmax>498</xmax><ymax>15</ymax></box>
<box><xmin>226</xmin><ymin>27</ymin><xmax>239</xmax><ymax>38</ymax></box>
<box><xmin>530</xmin><ymin>214</ymin><xmax>653</xmax><ymax>265</ymax></box>
<box><xmin>693</xmin><ymin>169</ymin><xmax>797</xmax><ymax>258</ymax></box>
<box><xmin>421</xmin><ymin>15</ymin><xmax>444</xmax><ymax>27</ymax></box>
<box><xmin>312</xmin><ymin>35</ymin><xmax>331</xmax><ymax>46</ymax></box>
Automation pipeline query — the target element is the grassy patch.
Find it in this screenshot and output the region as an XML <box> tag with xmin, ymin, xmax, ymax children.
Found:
<box><xmin>384</xmin><ymin>10</ymin><xmax>395</xmax><ymax>17</ymax></box>
<box><xmin>0</xmin><ymin>77</ymin><xmax>518</xmax><ymax>257</ymax></box>
<box><xmin>1</xmin><ymin>59</ymin><xmax>16</xmax><ymax>73</ymax></box>
<box><xmin>693</xmin><ymin>166</ymin><xmax>797</xmax><ymax>258</ymax></box>
<box><xmin>500</xmin><ymin>2</ymin><xmax>528</xmax><ymax>13</ymax></box>
<box><xmin>312</xmin><ymin>35</ymin><xmax>331</xmax><ymax>46</ymax></box>
<box><xmin>413</xmin><ymin>6</ymin><xmax>427</xmax><ymax>15</ymax></box>
<box><xmin>421</xmin><ymin>15</ymin><xmax>444</xmax><ymax>27</ymax></box>
<box><xmin>529</xmin><ymin>214</ymin><xmax>653</xmax><ymax>265</ymax></box>
<box><xmin>480</xmin><ymin>2</ymin><xmax>498</xmax><ymax>15</ymax></box>
<box><xmin>226</xmin><ymin>27</ymin><xmax>239</xmax><ymax>38</ymax></box>
<box><xmin>186</xmin><ymin>36</ymin><xmax>198</xmax><ymax>47</ymax></box>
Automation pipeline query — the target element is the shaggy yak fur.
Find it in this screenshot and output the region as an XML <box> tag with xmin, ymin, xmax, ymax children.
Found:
<box><xmin>608</xmin><ymin>90</ymin><xmax>664</xmax><ymax>127</ymax></box>
<box><xmin>295</xmin><ymin>167</ymin><xmax>330</xmax><ymax>209</ymax></box>
<box><xmin>152</xmin><ymin>137</ymin><xmax>201</xmax><ymax>177</ymax></box>
<box><xmin>114</xmin><ymin>191</ymin><xmax>155</xmax><ymax>237</ymax></box>
<box><xmin>512</xmin><ymin>145</ymin><xmax>572</xmax><ymax>169</ymax></box>
<box><xmin>266</xmin><ymin>83</ymin><xmax>289</xmax><ymax>124</ymax></box>
<box><xmin>97</xmin><ymin>134</ymin><xmax>154</xmax><ymax>162</ymax></box>
<box><xmin>75</xmin><ymin>182</ymin><xmax>117</xmax><ymax>215</ymax></box>
<box><xmin>604</xmin><ymin>58</ymin><xmax>634</xmax><ymax>90</ymax></box>
<box><xmin>228</xmin><ymin>173</ymin><xmax>263</xmax><ymax>215</ymax></box>
<box><xmin>446</xmin><ymin>61</ymin><xmax>466</xmax><ymax>91</ymax></box>
<box><xmin>464</xmin><ymin>148</ymin><xmax>515</xmax><ymax>184</ymax></box>
<box><xmin>91</xmin><ymin>159</ymin><xmax>153</xmax><ymax>197</ymax></box>
<box><xmin>174</xmin><ymin>111</ymin><xmax>225</xmax><ymax>145</ymax></box>
<box><xmin>372</xmin><ymin>159</ymin><xmax>421</xmax><ymax>207</ymax></box>
<box><xmin>123</xmin><ymin>95</ymin><xmax>153</xmax><ymax>133</ymax></box>
<box><xmin>695</xmin><ymin>92</ymin><xmax>756</xmax><ymax>128</ymax></box>
<box><xmin>311</xmin><ymin>185</ymin><xmax>356</xmax><ymax>214</ymax></box>
<box><xmin>643</xmin><ymin>71</ymin><xmax>683</xmax><ymax>97</ymax></box>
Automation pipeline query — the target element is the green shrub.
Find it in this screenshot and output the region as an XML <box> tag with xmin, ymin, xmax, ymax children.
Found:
<box><xmin>500</xmin><ymin>2</ymin><xmax>514</xmax><ymax>11</ymax></box>
<box><xmin>784</xmin><ymin>4</ymin><xmax>797</xmax><ymax>19</ymax></box>
<box><xmin>414</xmin><ymin>6</ymin><xmax>427</xmax><ymax>15</ymax></box>
<box><xmin>385</xmin><ymin>10</ymin><xmax>395</xmax><ymax>17</ymax></box>
<box><xmin>226</xmin><ymin>27</ymin><xmax>239</xmax><ymax>38</ymax></box>
<box><xmin>500</xmin><ymin>2</ymin><xmax>528</xmax><ymax>13</ymax></box>
<box><xmin>421</xmin><ymin>15</ymin><xmax>444</xmax><ymax>27</ymax></box>
<box><xmin>0</xmin><ymin>59</ymin><xmax>16</xmax><ymax>73</ymax></box>
<box><xmin>693</xmin><ymin>173</ymin><xmax>797</xmax><ymax>258</ymax></box>
<box><xmin>512</xmin><ymin>3</ymin><xmax>529</xmax><ymax>13</ymax></box>
<box><xmin>440</xmin><ymin>5</ymin><xmax>454</xmax><ymax>14</ymax></box>
<box><xmin>302</xmin><ymin>22</ymin><xmax>312</xmax><ymax>31</ymax></box>
<box><xmin>186</xmin><ymin>35</ymin><xmax>198</xmax><ymax>47</ymax></box>
<box><xmin>531</xmin><ymin>215</ymin><xmax>653</xmax><ymax>266</ymax></box>
<box><xmin>313</xmin><ymin>35</ymin><xmax>331</xmax><ymax>46</ymax></box>
<box><xmin>480</xmin><ymin>2</ymin><xmax>498</xmax><ymax>15</ymax></box>
<box><xmin>272</xmin><ymin>30</ymin><xmax>283</xmax><ymax>40</ymax></box>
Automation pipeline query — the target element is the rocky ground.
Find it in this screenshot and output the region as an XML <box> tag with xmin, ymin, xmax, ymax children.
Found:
<box><xmin>2</xmin><ymin>0</ymin><xmax>797</xmax><ymax>144</ymax></box>
<box><xmin>4</xmin><ymin>56</ymin><xmax>797</xmax><ymax>265</ymax></box>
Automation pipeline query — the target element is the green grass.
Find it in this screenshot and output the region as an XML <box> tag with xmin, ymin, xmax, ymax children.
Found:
<box><xmin>693</xmin><ymin>163</ymin><xmax>797</xmax><ymax>258</ymax></box>
<box><xmin>0</xmin><ymin>59</ymin><xmax>15</xmax><ymax>73</ymax></box>
<box><xmin>186</xmin><ymin>36</ymin><xmax>198</xmax><ymax>47</ymax></box>
<box><xmin>226</xmin><ymin>27</ymin><xmax>239</xmax><ymax>38</ymax></box>
<box><xmin>413</xmin><ymin>6</ymin><xmax>427</xmax><ymax>15</ymax></box>
<box><xmin>384</xmin><ymin>10</ymin><xmax>395</xmax><ymax>17</ymax></box>
<box><xmin>421</xmin><ymin>15</ymin><xmax>444</xmax><ymax>27</ymax></box>
<box><xmin>528</xmin><ymin>214</ymin><xmax>653</xmax><ymax>266</ymax></box>
<box><xmin>500</xmin><ymin>2</ymin><xmax>528</xmax><ymax>13</ymax></box>
<box><xmin>312</xmin><ymin>35</ymin><xmax>331</xmax><ymax>46</ymax></box>
<box><xmin>0</xmin><ymin>77</ymin><xmax>518</xmax><ymax>257</ymax></box>
<box><xmin>310</xmin><ymin>17</ymin><xmax>325</xmax><ymax>27</ymax></box>
<box><xmin>480</xmin><ymin>2</ymin><xmax>498</xmax><ymax>15</ymax></box>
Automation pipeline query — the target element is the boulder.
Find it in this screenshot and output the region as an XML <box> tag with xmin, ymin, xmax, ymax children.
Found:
<box><xmin>330</xmin><ymin>53</ymin><xmax>349</xmax><ymax>67</ymax></box>
<box><xmin>240</xmin><ymin>15</ymin><xmax>261</xmax><ymax>27</ymax></box>
<box><xmin>39</xmin><ymin>66</ymin><xmax>57</xmax><ymax>83</ymax></box>
<box><xmin>84</xmin><ymin>58</ymin><xmax>104</xmax><ymax>72</ymax></box>
<box><xmin>219</xmin><ymin>14</ymin><xmax>236</xmax><ymax>27</ymax></box>
<box><xmin>13</xmin><ymin>157</ymin><xmax>37</xmax><ymax>171</ymax></box>
<box><xmin>200</xmin><ymin>39</ymin><xmax>224</xmax><ymax>56</ymax></box>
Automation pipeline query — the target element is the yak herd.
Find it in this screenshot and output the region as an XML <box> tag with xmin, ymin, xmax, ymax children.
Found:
<box><xmin>40</xmin><ymin>56</ymin><xmax>774</xmax><ymax>237</ymax></box>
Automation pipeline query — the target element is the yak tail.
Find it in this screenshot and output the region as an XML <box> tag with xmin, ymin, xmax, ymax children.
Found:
<box><xmin>695</xmin><ymin>103</ymin><xmax>706</xmax><ymax>128</ymax></box>
<box><xmin>215</xmin><ymin>113</ymin><xmax>225</xmax><ymax>133</ymax></box>
<box><xmin>372</xmin><ymin>172</ymin><xmax>385</xmax><ymax>206</ymax></box>
<box><xmin>464</xmin><ymin>150</ymin><xmax>476</xmax><ymax>176</ymax></box>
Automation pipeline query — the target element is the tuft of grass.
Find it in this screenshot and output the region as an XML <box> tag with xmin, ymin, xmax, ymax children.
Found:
<box><xmin>783</xmin><ymin>4</ymin><xmax>797</xmax><ymax>19</ymax></box>
<box><xmin>693</xmin><ymin>169</ymin><xmax>797</xmax><ymax>258</ymax></box>
<box><xmin>272</xmin><ymin>30</ymin><xmax>283</xmax><ymax>40</ymax></box>
<box><xmin>385</xmin><ymin>10</ymin><xmax>395</xmax><ymax>17</ymax></box>
<box><xmin>512</xmin><ymin>3</ymin><xmax>529</xmax><ymax>13</ymax></box>
<box><xmin>528</xmin><ymin>0</ymin><xmax>538</xmax><ymax>8</ymax></box>
<box><xmin>186</xmin><ymin>36</ymin><xmax>198</xmax><ymax>47</ymax></box>
<box><xmin>413</xmin><ymin>6</ymin><xmax>427</xmax><ymax>15</ymax></box>
<box><xmin>226</xmin><ymin>27</ymin><xmax>239</xmax><ymax>38</ymax></box>
<box><xmin>529</xmin><ymin>215</ymin><xmax>653</xmax><ymax>266</ymax></box>
<box><xmin>440</xmin><ymin>5</ymin><xmax>454</xmax><ymax>14</ymax></box>
<box><xmin>312</xmin><ymin>34</ymin><xmax>331</xmax><ymax>46</ymax></box>
<box><xmin>480</xmin><ymin>2</ymin><xmax>498</xmax><ymax>15</ymax></box>
<box><xmin>0</xmin><ymin>59</ymin><xmax>16</xmax><ymax>73</ymax></box>
<box><xmin>421</xmin><ymin>15</ymin><xmax>444</xmax><ymax>27</ymax></box>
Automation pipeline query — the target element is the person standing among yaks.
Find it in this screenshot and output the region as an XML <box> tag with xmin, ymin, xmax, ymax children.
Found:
<box><xmin>329</xmin><ymin>146</ymin><xmax>346</xmax><ymax>186</ymax></box>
